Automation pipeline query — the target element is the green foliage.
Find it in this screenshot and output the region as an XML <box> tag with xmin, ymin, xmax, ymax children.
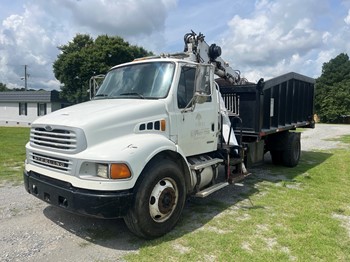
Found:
<box><xmin>0</xmin><ymin>82</ymin><xmax>9</xmax><ymax>91</ymax></box>
<box><xmin>315</xmin><ymin>53</ymin><xmax>350</xmax><ymax>123</ymax></box>
<box><xmin>53</xmin><ymin>34</ymin><xmax>153</xmax><ymax>103</ymax></box>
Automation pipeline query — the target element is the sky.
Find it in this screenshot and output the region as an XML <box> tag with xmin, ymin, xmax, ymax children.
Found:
<box><xmin>1</xmin><ymin>0</ymin><xmax>350</xmax><ymax>90</ymax></box>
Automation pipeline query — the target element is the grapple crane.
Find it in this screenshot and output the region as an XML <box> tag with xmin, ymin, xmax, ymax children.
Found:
<box><xmin>183</xmin><ymin>30</ymin><xmax>243</xmax><ymax>85</ymax></box>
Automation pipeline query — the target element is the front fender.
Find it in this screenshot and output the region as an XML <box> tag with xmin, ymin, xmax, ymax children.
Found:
<box><xmin>76</xmin><ymin>133</ymin><xmax>182</xmax><ymax>189</ymax></box>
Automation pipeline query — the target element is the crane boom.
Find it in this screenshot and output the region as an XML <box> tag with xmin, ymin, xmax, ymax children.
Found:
<box><xmin>183</xmin><ymin>31</ymin><xmax>242</xmax><ymax>85</ymax></box>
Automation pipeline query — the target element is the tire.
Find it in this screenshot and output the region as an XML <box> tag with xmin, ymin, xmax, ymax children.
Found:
<box><xmin>124</xmin><ymin>158</ymin><xmax>186</xmax><ymax>239</ymax></box>
<box><xmin>270</xmin><ymin>150</ymin><xmax>283</xmax><ymax>165</ymax></box>
<box><xmin>282</xmin><ymin>133</ymin><xmax>301</xmax><ymax>167</ymax></box>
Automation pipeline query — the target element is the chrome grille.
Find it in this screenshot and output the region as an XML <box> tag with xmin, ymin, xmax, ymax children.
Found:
<box><xmin>31</xmin><ymin>153</ymin><xmax>72</xmax><ymax>172</ymax></box>
<box><xmin>30</xmin><ymin>127</ymin><xmax>77</xmax><ymax>151</ymax></box>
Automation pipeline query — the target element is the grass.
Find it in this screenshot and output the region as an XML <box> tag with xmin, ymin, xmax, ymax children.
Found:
<box><xmin>125</xmin><ymin>137</ymin><xmax>350</xmax><ymax>261</ymax></box>
<box><xmin>325</xmin><ymin>135</ymin><xmax>350</xmax><ymax>144</ymax></box>
<box><xmin>339</xmin><ymin>135</ymin><xmax>350</xmax><ymax>143</ymax></box>
<box><xmin>0</xmin><ymin>127</ymin><xmax>30</xmax><ymax>184</ymax></box>
<box><xmin>1</xmin><ymin>126</ymin><xmax>350</xmax><ymax>261</ymax></box>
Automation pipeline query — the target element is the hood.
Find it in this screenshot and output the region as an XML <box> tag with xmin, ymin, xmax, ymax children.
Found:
<box><xmin>33</xmin><ymin>99</ymin><xmax>169</xmax><ymax>146</ymax></box>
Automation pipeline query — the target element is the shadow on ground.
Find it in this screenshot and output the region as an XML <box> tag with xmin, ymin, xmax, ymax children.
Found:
<box><xmin>43</xmin><ymin>150</ymin><xmax>333</xmax><ymax>250</ymax></box>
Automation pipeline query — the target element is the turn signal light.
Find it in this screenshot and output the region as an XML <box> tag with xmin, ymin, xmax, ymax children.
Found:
<box><xmin>110</xmin><ymin>163</ymin><xmax>131</xmax><ymax>179</ymax></box>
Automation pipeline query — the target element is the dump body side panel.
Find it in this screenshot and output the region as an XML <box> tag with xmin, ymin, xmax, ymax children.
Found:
<box><xmin>218</xmin><ymin>72</ymin><xmax>315</xmax><ymax>138</ymax></box>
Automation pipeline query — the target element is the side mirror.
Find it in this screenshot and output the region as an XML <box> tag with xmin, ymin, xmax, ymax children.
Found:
<box><xmin>194</xmin><ymin>92</ymin><xmax>209</xmax><ymax>104</ymax></box>
<box><xmin>181</xmin><ymin>92</ymin><xmax>209</xmax><ymax>113</ymax></box>
<box><xmin>89</xmin><ymin>74</ymin><xmax>105</xmax><ymax>100</ymax></box>
<box><xmin>194</xmin><ymin>64</ymin><xmax>212</xmax><ymax>104</ymax></box>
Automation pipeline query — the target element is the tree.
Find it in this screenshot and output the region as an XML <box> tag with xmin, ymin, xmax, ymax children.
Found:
<box><xmin>0</xmin><ymin>83</ymin><xmax>9</xmax><ymax>91</ymax></box>
<box><xmin>53</xmin><ymin>34</ymin><xmax>153</xmax><ymax>103</ymax></box>
<box><xmin>315</xmin><ymin>53</ymin><xmax>350</xmax><ymax>123</ymax></box>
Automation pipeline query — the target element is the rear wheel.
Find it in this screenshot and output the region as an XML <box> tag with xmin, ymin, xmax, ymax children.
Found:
<box><xmin>124</xmin><ymin>158</ymin><xmax>186</xmax><ymax>239</ymax></box>
<box><xmin>282</xmin><ymin>133</ymin><xmax>301</xmax><ymax>167</ymax></box>
<box><xmin>270</xmin><ymin>150</ymin><xmax>283</xmax><ymax>165</ymax></box>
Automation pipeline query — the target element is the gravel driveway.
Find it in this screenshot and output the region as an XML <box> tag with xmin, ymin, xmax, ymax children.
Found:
<box><xmin>301</xmin><ymin>124</ymin><xmax>350</xmax><ymax>151</ymax></box>
<box><xmin>1</xmin><ymin>124</ymin><xmax>349</xmax><ymax>261</ymax></box>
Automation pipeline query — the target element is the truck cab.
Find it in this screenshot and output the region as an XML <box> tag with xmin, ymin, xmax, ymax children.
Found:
<box><xmin>24</xmin><ymin>56</ymin><xmax>236</xmax><ymax>238</ymax></box>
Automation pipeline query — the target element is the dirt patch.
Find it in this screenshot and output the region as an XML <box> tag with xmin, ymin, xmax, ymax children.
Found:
<box><xmin>332</xmin><ymin>213</ymin><xmax>350</xmax><ymax>238</ymax></box>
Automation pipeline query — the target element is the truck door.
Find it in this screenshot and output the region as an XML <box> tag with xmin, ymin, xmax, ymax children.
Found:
<box><xmin>175</xmin><ymin>64</ymin><xmax>218</xmax><ymax>156</ymax></box>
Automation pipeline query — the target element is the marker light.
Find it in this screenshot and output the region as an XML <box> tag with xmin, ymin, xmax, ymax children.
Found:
<box><xmin>160</xmin><ymin>119</ymin><xmax>166</xmax><ymax>131</ymax></box>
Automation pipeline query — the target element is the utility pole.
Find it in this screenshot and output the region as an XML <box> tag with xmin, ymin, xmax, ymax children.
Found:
<box><xmin>22</xmin><ymin>65</ymin><xmax>30</xmax><ymax>90</ymax></box>
<box><xmin>24</xmin><ymin>65</ymin><xmax>28</xmax><ymax>91</ymax></box>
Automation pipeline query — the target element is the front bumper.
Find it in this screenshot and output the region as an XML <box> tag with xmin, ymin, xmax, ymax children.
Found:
<box><xmin>24</xmin><ymin>170</ymin><xmax>133</xmax><ymax>218</ymax></box>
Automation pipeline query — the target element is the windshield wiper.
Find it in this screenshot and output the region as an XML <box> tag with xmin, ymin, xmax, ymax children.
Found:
<box><xmin>94</xmin><ymin>94</ymin><xmax>108</xmax><ymax>97</ymax></box>
<box><xmin>119</xmin><ymin>92</ymin><xmax>145</xmax><ymax>99</ymax></box>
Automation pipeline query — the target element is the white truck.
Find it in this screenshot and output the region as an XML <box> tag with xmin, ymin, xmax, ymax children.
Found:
<box><xmin>24</xmin><ymin>31</ymin><xmax>315</xmax><ymax>239</ymax></box>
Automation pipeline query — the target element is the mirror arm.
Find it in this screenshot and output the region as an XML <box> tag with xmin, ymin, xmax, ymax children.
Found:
<box><xmin>181</xmin><ymin>96</ymin><xmax>197</xmax><ymax>113</ymax></box>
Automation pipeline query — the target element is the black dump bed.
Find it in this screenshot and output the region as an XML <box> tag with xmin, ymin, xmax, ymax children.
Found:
<box><xmin>218</xmin><ymin>72</ymin><xmax>315</xmax><ymax>139</ymax></box>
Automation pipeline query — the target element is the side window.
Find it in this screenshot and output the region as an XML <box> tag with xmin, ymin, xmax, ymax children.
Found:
<box><xmin>177</xmin><ymin>67</ymin><xmax>196</xmax><ymax>108</ymax></box>
<box><xmin>37</xmin><ymin>103</ymin><xmax>47</xmax><ymax>116</ymax></box>
<box><xmin>19</xmin><ymin>102</ymin><xmax>27</xmax><ymax>116</ymax></box>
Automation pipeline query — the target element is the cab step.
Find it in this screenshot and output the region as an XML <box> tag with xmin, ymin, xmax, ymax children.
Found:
<box><xmin>195</xmin><ymin>182</ymin><xmax>229</xmax><ymax>198</ymax></box>
<box><xmin>190</xmin><ymin>158</ymin><xmax>223</xmax><ymax>170</ymax></box>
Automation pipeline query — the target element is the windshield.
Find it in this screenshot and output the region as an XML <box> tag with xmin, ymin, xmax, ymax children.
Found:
<box><xmin>94</xmin><ymin>62</ymin><xmax>175</xmax><ymax>99</ymax></box>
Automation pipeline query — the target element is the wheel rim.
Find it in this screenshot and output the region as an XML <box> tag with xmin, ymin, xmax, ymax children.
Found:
<box><xmin>149</xmin><ymin>177</ymin><xmax>178</xmax><ymax>223</ymax></box>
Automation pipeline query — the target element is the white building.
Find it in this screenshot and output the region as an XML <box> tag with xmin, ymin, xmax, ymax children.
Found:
<box><xmin>0</xmin><ymin>90</ymin><xmax>70</xmax><ymax>127</ymax></box>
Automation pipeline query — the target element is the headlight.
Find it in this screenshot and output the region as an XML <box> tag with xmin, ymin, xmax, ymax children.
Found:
<box><xmin>97</xmin><ymin>164</ymin><xmax>109</xmax><ymax>179</ymax></box>
<box><xmin>96</xmin><ymin>163</ymin><xmax>131</xmax><ymax>179</ymax></box>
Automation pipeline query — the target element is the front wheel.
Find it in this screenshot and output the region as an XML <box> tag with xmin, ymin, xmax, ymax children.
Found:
<box><xmin>124</xmin><ymin>158</ymin><xmax>186</xmax><ymax>239</ymax></box>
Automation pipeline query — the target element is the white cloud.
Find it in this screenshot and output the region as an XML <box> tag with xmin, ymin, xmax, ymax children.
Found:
<box><xmin>216</xmin><ymin>0</ymin><xmax>349</xmax><ymax>81</ymax></box>
<box><xmin>65</xmin><ymin>0</ymin><xmax>176</xmax><ymax>36</ymax></box>
<box><xmin>0</xmin><ymin>4</ymin><xmax>65</xmax><ymax>89</ymax></box>
<box><xmin>345</xmin><ymin>9</ymin><xmax>350</xmax><ymax>25</ymax></box>
<box><xmin>0</xmin><ymin>0</ymin><xmax>176</xmax><ymax>90</ymax></box>
<box><xmin>1</xmin><ymin>0</ymin><xmax>350</xmax><ymax>90</ymax></box>
<box><xmin>322</xmin><ymin>32</ymin><xmax>331</xmax><ymax>44</ymax></box>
